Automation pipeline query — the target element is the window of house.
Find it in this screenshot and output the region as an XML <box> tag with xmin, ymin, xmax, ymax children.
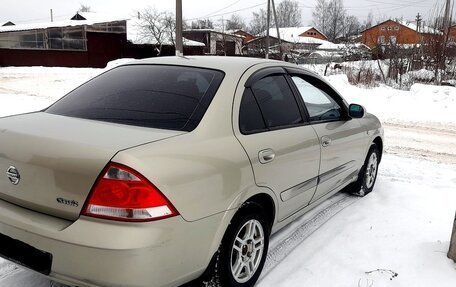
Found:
<box><xmin>48</xmin><ymin>27</ymin><xmax>86</xmax><ymax>50</ymax></box>
<box><xmin>380</xmin><ymin>27</ymin><xmax>386</xmax><ymax>31</ymax></box>
<box><xmin>394</xmin><ymin>26</ymin><xmax>400</xmax><ymax>31</ymax></box>
<box><xmin>389</xmin><ymin>36</ymin><xmax>397</xmax><ymax>44</ymax></box>
<box><xmin>387</xmin><ymin>26</ymin><xmax>392</xmax><ymax>31</ymax></box>
<box><xmin>378</xmin><ymin>35</ymin><xmax>385</xmax><ymax>44</ymax></box>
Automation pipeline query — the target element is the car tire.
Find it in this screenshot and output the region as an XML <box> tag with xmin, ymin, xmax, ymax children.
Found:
<box><xmin>208</xmin><ymin>203</ymin><xmax>270</xmax><ymax>287</ymax></box>
<box><xmin>348</xmin><ymin>143</ymin><xmax>380</xmax><ymax>196</ymax></box>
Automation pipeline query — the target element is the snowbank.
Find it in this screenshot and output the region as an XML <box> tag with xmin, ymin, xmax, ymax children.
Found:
<box><xmin>326</xmin><ymin>74</ymin><xmax>456</xmax><ymax>126</ymax></box>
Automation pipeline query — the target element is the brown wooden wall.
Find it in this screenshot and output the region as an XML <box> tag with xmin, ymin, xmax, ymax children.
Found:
<box><xmin>0</xmin><ymin>32</ymin><xmax>126</xmax><ymax>68</ymax></box>
<box><xmin>361</xmin><ymin>20</ymin><xmax>421</xmax><ymax>48</ymax></box>
<box><xmin>299</xmin><ymin>28</ymin><xmax>327</xmax><ymax>40</ymax></box>
<box><xmin>449</xmin><ymin>26</ymin><xmax>456</xmax><ymax>43</ymax></box>
<box><xmin>0</xmin><ymin>49</ymin><xmax>89</xmax><ymax>67</ymax></box>
<box><xmin>0</xmin><ymin>31</ymin><xmax>205</xmax><ymax>68</ymax></box>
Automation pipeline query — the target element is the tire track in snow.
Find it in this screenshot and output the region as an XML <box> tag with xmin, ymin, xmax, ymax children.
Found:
<box><xmin>259</xmin><ymin>193</ymin><xmax>360</xmax><ymax>282</ymax></box>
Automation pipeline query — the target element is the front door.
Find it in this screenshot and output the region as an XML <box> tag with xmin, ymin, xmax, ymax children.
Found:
<box><xmin>289</xmin><ymin>74</ymin><xmax>367</xmax><ymax>203</ymax></box>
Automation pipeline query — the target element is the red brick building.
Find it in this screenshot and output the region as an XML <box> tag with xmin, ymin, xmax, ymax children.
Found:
<box><xmin>361</xmin><ymin>19</ymin><xmax>440</xmax><ymax>48</ymax></box>
<box><xmin>449</xmin><ymin>25</ymin><xmax>456</xmax><ymax>43</ymax></box>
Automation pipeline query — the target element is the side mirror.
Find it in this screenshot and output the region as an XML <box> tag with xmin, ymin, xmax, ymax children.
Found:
<box><xmin>349</xmin><ymin>104</ymin><xmax>365</xmax><ymax>118</ymax></box>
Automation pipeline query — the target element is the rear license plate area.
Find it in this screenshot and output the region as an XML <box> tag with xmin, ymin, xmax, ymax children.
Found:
<box><xmin>0</xmin><ymin>232</ymin><xmax>52</xmax><ymax>275</ymax></box>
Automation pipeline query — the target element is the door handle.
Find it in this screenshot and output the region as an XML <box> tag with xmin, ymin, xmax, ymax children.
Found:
<box><xmin>258</xmin><ymin>149</ymin><xmax>275</xmax><ymax>164</ymax></box>
<box><xmin>321</xmin><ymin>136</ymin><xmax>332</xmax><ymax>147</ymax></box>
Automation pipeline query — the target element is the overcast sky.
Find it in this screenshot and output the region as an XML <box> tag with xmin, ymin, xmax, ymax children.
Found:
<box><xmin>0</xmin><ymin>0</ymin><xmax>446</xmax><ymax>27</ymax></box>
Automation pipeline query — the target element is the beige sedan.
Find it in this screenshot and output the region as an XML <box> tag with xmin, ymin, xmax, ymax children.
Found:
<box><xmin>0</xmin><ymin>56</ymin><xmax>383</xmax><ymax>287</ymax></box>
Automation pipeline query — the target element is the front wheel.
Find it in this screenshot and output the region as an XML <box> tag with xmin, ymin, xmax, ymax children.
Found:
<box><xmin>348</xmin><ymin>143</ymin><xmax>380</xmax><ymax>196</ymax></box>
<box><xmin>211</xmin><ymin>204</ymin><xmax>270</xmax><ymax>287</ymax></box>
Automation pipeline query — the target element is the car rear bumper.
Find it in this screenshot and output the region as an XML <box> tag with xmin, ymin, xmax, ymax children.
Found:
<box><xmin>0</xmin><ymin>199</ymin><xmax>230</xmax><ymax>287</ymax></box>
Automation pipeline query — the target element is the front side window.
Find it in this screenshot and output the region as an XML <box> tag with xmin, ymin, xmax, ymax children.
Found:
<box><xmin>291</xmin><ymin>76</ymin><xmax>342</xmax><ymax>123</ymax></box>
<box><xmin>251</xmin><ymin>75</ymin><xmax>303</xmax><ymax>129</ymax></box>
<box><xmin>46</xmin><ymin>65</ymin><xmax>224</xmax><ymax>131</ymax></box>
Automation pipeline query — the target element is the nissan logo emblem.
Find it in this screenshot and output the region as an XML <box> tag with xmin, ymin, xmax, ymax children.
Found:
<box><xmin>6</xmin><ymin>166</ymin><xmax>20</xmax><ymax>185</ymax></box>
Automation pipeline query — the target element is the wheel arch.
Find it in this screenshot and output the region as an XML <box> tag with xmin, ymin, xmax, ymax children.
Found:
<box><xmin>240</xmin><ymin>193</ymin><xmax>276</xmax><ymax>229</ymax></box>
<box><xmin>373</xmin><ymin>136</ymin><xmax>383</xmax><ymax>163</ymax></box>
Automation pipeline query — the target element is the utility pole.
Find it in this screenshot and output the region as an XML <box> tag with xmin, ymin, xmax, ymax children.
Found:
<box><xmin>50</xmin><ymin>9</ymin><xmax>53</xmax><ymax>22</ymax></box>
<box><xmin>414</xmin><ymin>13</ymin><xmax>422</xmax><ymax>69</ymax></box>
<box><xmin>175</xmin><ymin>0</ymin><xmax>184</xmax><ymax>56</ymax></box>
<box><xmin>271</xmin><ymin>0</ymin><xmax>283</xmax><ymax>60</ymax></box>
<box><xmin>415</xmin><ymin>13</ymin><xmax>422</xmax><ymax>33</ymax></box>
<box><xmin>439</xmin><ymin>0</ymin><xmax>452</xmax><ymax>83</ymax></box>
<box><xmin>448</xmin><ymin>212</ymin><xmax>456</xmax><ymax>262</ymax></box>
<box><xmin>265</xmin><ymin>0</ymin><xmax>270</xmax><ymax>59</ymax></box>
<box><xmin>443</xmin><ymin>0</ymin><xmax>451</xmax><ymax>44</ymax></box>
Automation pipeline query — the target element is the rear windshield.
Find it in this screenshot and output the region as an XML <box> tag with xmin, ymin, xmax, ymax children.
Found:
<box><xmin>46</xmin><ymin>65</ymin><xmax>224</xmax><ymax>131</ymax></box>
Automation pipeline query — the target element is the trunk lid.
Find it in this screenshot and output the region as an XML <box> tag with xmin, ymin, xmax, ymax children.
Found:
<box><xmin>0</xmin><ymin>112</ymin><xmax>184</xmax><ymax>221</ymax></box>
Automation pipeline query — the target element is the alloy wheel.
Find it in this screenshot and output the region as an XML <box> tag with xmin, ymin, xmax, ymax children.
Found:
<box><xmin>230</xmin><ymin>219</ymin><xmax>265</xmax><ymax>283</ymax></box>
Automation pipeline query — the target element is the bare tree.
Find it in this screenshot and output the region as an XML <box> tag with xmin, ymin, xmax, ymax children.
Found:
<box><xmin>249</xmin><ymin>9</ymin><xmax>268</xmax><ymax>35</ymax></box>
<box><xmin>79</xmin><ymin>4</ymin><xmax>91</xmax><ymax>12</ymax></box>
<box><xmin>137</xmin><ymin>8</ymin><xmax>176</xmax><ymax>55</ymax></box>
<box><xmin>344</xmin><ymin>15</ymin><xmax>360</xmax><ymax>38</ymax></box>
<box><xmin>313</xmin><ymin>0</ymin><xmax>329</xmax><ymax>36</ymax></box>
<box><xmin>191</xmin><ymin>19</ymin><xmax>214</xmax><ymax>29</ymax></box>
<box><xmin>225</xmin><ymin>14</ymin><xmax>246</xmax><ymax>31</ymax></box>
<box><xmin>365</xmin><ymin>11</ymin><xmax>374</xmax><ymax>29</ymax></box>
<box><xmin>327</xmin><ymin>0</ymin><xmax>347</xmax><ymax>41</ymax></box>
<box><xmin>313</xmin><ymin>0</ymin><xmax>347</xmax><ymax>40</ymax></box>
<box><xmin>162</xmin><ymin>13</ymin><xmax>176</xmax><ymax>46</ymax></box>
<box><xmin>277</xmin><ymin>0</ymin><xmax>302</xmax><ymax>27</ymax></box>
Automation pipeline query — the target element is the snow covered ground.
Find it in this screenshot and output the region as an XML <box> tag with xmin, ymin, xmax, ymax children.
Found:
<box><xmin>0</xmin><ymin>62</ymin><xmax>455</xmax><ymax>286</ymax></box>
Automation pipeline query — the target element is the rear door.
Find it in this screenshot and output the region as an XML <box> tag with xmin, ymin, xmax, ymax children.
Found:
<box><xmin>288</xmin><ymin>72</ymin><xmax>367</xmax><ymax>203</ymax></box>
<box><xmin>234</xmin><ymin>67</ymin><xmax>320</xmax><ymax>221</ymax></box>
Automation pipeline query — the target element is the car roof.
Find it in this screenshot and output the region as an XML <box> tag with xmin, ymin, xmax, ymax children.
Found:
<box><xmin>128</xmin><ymin>56</ymin><xmax>290</xmax><ymax>73</ymax></box>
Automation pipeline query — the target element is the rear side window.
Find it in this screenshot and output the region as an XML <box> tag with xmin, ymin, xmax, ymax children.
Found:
<box><xmin>251</xmin><ymin>75</ymin><xmax>303</xmax><ymax>129</ymax></box>
<box><xmin>239</xmin><ymin>89</ymin><xmax>267</xmax><ymax>134</ymax></box>
<box><xmin>46</xmin><ymin>65</ymin><xmax>224</xmax><ymax>131</ymax></box>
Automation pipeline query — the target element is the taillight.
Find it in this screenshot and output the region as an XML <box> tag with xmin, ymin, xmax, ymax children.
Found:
<box><xmin>82</xmin><ymin>162</ymin><xmax>178</xmax><ymax>222</ymax></box>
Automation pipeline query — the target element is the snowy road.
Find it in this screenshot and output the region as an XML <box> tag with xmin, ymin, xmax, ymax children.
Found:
<box><xmin>0</xmin><ymin>65</ymin><xmax>455</xmax><ymax>286</ymax></box>
<box><xmin>385</xmin><ymin>122</ymin><xmax>456</xmax><ymax>164</ymax></box>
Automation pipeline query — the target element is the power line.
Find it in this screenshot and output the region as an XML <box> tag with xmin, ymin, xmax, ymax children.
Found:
<box><xmin>187</xmin><ymin>2</ymin><xmax>266</xmax><ymax>21</ymax></box>
<box><xmin>4</xmin><ymin>13</ymin><xmax>73</xmax><ymax>24</ymax></box>
<box><xmin>199</xmin><ymin>0</ymin><xmax>243</xmax><ymax>18</ymax></box>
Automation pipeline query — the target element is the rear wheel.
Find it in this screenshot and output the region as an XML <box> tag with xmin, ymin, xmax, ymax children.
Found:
<box><xmin>348</xmin><ymin>144</ymin><xmax>380</xmax><ymax>196</ymax></box>
<box><xmin>208</xmin><ymin>204</ymin><xmax>270</xmax><ymax>287</ymax></box>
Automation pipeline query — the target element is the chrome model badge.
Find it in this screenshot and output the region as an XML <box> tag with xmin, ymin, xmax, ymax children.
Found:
<box><xmin>6</xmin><ymin>166</ymin><xmax>20</xmax><ymax>185</ymax></box>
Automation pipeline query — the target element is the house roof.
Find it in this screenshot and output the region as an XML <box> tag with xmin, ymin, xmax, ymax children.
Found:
<box><xmin>360</xmin><ymin>19</ymin><xmax>442</xmax><ymax>35</ymax></box>
<box><xmin>225</xmin><ymin>29</ymin><xmax>254</xmax><ymax>37</ymax></box>
<box><xmin>183</xmin><ymin>28</ymin><xmax>244</xmax><ymax>38</ymax></box>
<box><xmin>399</xmin><ymin>20</ymin><xmax>441</xmax><ymax>34</ymax></box>
<box><xmin>0</xmin><ymin>12</ymin><xmax>127</xmax><ymax>33</ymax></box>
<box><xmin>247</xmin><ymin>33</ymin><xmax>333</xmax><ymax>46</ymax></box>
<box><xmin>245</xmin><ymin>34</ymin><xmax>337</xmax><ymax>51</ymax></box>
<box><xmin>2</xmin><ymin>21</ymin><xmax>15</xmax><ymax>26</ymax></box>
<box><xmin>317</xmin><ymin>42</ymin><xmax>371</xmax><ymax>51</ymax></box>
<box><xmin>262</xmin><ymin>27</ymin><xmax>327</xmax><ymax>41</ymax></box>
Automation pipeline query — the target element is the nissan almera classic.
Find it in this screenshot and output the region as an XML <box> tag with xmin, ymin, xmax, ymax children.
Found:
<box><xmin>0</xmin><ymin>56</ymin><xmax>383</xmax><ymax>287</ymax></box>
